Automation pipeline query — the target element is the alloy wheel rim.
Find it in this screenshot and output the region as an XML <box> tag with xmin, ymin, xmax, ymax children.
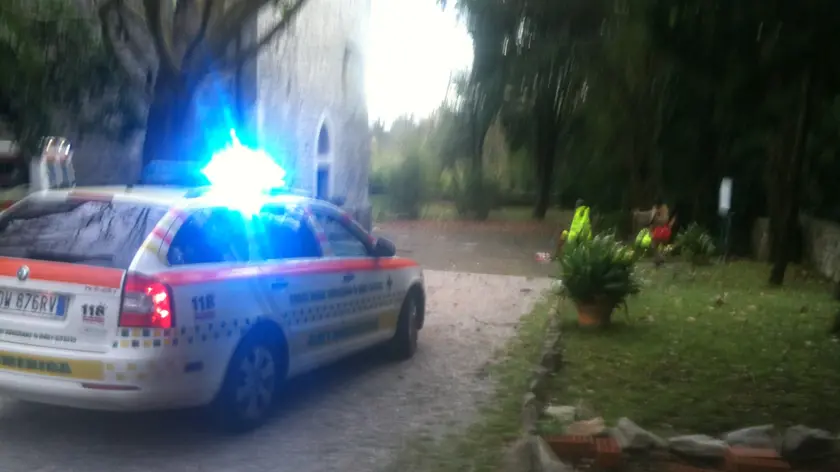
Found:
<box><xmin>235</xmin><ymin>345</ymin><xmax>276</xmax><ymax>420</ymax></box>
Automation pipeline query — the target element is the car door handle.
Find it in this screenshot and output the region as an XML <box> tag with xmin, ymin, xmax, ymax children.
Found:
<box><xmin>271</xmin><ymin>281</ymin><xmax>289</xmax><ymax>290</ymax></box>
<box><xmin>342</xmin><ymin>273</ymin><xmax>355</xmax><ymax>283</ymax></box>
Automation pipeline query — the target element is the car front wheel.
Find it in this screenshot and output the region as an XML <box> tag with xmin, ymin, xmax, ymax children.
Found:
<box><xmin>388</xmin><ymin>291</ymin><xmax>420</xmax><ymax>360</ymax></box>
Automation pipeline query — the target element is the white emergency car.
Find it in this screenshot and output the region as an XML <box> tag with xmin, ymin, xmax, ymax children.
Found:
<box><xmin>0</xmin><ymin>181</ymin><xmax>425</xmax><ymax>431</ymax></box>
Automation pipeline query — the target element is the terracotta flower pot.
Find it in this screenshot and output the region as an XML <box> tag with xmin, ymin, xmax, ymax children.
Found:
<box><xmin>575</xmin><ymin>299</ymin><xmax>614</xmax><ymax>327</ymax></box>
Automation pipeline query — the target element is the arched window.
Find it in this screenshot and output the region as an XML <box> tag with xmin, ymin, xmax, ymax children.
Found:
<box><xmin>315</xmin><ymin>122</ymin><xmax>331</xmax><ymax>200</ymax></box>
<box><xmin>317</xmin><ymin>124</ymin><xmax>330</xmax><ymax>156</ymax></box>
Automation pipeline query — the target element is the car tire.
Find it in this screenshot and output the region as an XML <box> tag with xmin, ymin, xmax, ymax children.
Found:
<box><xmin>212</xmin><ymin>334</ymin><xmax>280</xmax><ymax>433</ymax></box>
<box><xmin>388</xmin><ymin>291</ymin><xmax>420</xmax><ymax>360</ymax></box>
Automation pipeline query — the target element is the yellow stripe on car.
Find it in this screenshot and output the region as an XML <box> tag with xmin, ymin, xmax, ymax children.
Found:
<box><xmin>0</xmin><ymin>351</ymin><xmax>104</xmax><ymax>380</ymax></box>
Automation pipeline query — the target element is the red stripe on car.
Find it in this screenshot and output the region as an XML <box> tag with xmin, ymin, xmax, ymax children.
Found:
<box><xmin>150</xmin><ymin>227</ymin><xmax>173</xmax><ymax>244</ymax></box>
<box><xmin>156</xmin><ymin>258</ymin><xmax>418</xmax><ymax>287</ymax></box>
<box><xmin>0</xmin><ymin>257</ymin><xmax>123</xmax><ymax>288</ymax></box>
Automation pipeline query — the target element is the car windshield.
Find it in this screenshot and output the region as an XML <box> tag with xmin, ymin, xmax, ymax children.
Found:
<box><xmin>0</xmin><ymin>198</ymin><xmax>167</xmax><ymax>269</ymax></box>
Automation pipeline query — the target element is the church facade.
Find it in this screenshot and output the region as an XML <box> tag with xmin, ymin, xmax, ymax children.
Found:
<box><xmin>250</xmin><ymin>0</ymin><xmax>373</xmax><ymax>229</ymax></box>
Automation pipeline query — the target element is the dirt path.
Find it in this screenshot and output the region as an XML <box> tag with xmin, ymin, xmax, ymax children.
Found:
<box><xmin>0</xmin><ymin>271</ymin><xmax>550</xmax><ymax>472</ymax></box>
<box><xmin>374</xmin><ymin>220</ymin><xmax>562</xmax><ymax>278</ymax></box>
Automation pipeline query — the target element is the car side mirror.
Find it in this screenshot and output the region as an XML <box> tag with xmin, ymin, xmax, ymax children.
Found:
<box><xmin>372</xmin><ymin>237</ymin><xmax>396</xmax><ymax>258</ymax></box>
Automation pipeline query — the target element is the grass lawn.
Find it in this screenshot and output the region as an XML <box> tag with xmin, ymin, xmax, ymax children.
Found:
<box><xmin>370</xmin><ymin>195</ymin><xmax>568</xmax><ymax>224</ymax></box>
<box><xmin>384</xmin><ymin>300</ymin><xmax>555</xmax><ymax>472</ymax></box>
<box><xmin>542</xmin><ymin>260</ymin><xmax>840</xmax><ymax>436</ymax></box>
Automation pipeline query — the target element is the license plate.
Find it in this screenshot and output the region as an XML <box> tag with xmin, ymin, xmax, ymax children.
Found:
<box><xmin>0</xmin><ymin>289</ymin><xmax>67</xmax><ymax>319</ymax></box>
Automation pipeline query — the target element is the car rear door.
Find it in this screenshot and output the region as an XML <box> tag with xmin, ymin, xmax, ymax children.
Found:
<box><xmin>0</xmin><ymin>195</ymin><xmax>167</xmax><ymax>354</ymax></box>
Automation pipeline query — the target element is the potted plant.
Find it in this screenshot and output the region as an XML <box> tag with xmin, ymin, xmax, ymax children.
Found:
<box><xmin>674</xmin><ymin>222</ymin><xmax>716</xmax><ymax>266</ymax></box>
<box><xmin>559</xmin><ymin>234</ymin><xmax>641</xmax><ymax>327</ymax></box>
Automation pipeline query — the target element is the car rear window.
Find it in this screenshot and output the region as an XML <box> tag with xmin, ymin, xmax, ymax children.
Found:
<box><xmin>0</xmin><ymin>198</ymin><xmax>167</xmax><ymax>269</ymax></box>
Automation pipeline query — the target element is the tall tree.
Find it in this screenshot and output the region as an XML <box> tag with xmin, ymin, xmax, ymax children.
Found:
<box><xmin>98</xmin><ymin>0</ymin><xmax>311</xmax><ymax>169</ymax></box>
<box><xmin>509</xmin><ymin>0</ymin><xmax>603</xmax><ymax>218</ymax></box>
<box><xmin>453</xmin><ymin>0</ymin><xmax>604</xmax><ymax>219</ymax></box>
<box><xmin>0</xmin><ymin>0</ymin><xmax>137</xmax><ymax>155</ymax></box>
<box><xmin>453</xmin><ymin>0</ymin><xmax>513</xmax><ymax>219</ymax></box>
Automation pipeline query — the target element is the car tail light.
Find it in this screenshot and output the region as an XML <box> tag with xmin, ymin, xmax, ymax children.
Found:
<box><xmin>119</xmin><ymin>273</ymin><xmax>174</xmax><ymax>329</ymax></box>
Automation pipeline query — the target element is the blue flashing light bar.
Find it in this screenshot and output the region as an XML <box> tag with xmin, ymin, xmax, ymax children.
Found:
<box><xmin>201</xmin><ymin>142</ymin><xmax>287</xmax><ymax>191</ymax></box>
<box><xmin>141</xmin><ymin>131</ymin><xmax>298</xmax><ymax>215</ymax></box>
<box><xmin>141</xmin><ymin>160</ymin><xmax>210</xmax><ymax>187</ymax></box>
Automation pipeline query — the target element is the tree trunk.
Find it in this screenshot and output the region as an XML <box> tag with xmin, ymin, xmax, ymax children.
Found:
<box><xmin>468</xmin><ymin>108</ymin><xmax>490</xmax><ymax>220</ymax></box>
<box><xmin>768</xmin><ymin>65</ymin><xmax>813</xmax><ymax>286</ymax></box>
<box><xmin>532</xmin><ymin>113</ymin><xmax>558</xmax><ymax>220</ymax></box>
<box><xmin>628</xmin><ymin>136</ymin><xmax>647</xmax><ymax>208</ymax></box>
<box><xmin>139</xmin><ymin>71</ymin><xmax>192</xmax><ymax>180</ymax></box>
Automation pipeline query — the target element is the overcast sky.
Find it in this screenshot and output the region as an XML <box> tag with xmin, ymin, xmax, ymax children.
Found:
<box><xmin>365</xmin><ymin>0</ymin><xmax>473</xmax><ymax>128</ymax></box>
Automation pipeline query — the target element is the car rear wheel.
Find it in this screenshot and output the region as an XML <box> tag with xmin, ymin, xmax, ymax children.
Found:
<box><xmin>213</xmin><ymin>336</ymin><xmax>279</xmax><ymax>433</ymax></box>
<box><xmin>388</xmin><ymin>292</ymin><xmax>420</xmax><ymax>360</ymax></box>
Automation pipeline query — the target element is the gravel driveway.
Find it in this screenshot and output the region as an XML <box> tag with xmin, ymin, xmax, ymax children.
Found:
<box><xmin>0</xmin><ymin>270</ymin><xmax>550</xmax><ymax>472</ymax></box>
<box><xmin>374</xmin><ymin>221</ymin><xmax>560</xmax><ymax>278</ymax></box>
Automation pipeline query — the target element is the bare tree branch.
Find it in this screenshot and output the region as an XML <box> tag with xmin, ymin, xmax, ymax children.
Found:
<box><xmin>97</xmin><ymin>0</ymin><xmax>152</xmax><ymax>98</ymax></box>
<box><xmin>204</xmin><ymin>0</ymin><xmax>267</xmax><ymax>56</ymax></box>
<box><xmin>114</xmin><ymin>1</ymin><xmax>157</xmax><ymax>65</ymax></box>
<box><xmin>143</xmin><ymin>0</ymin><xmax>180</xmax><ymax>75</ymax></box>
<box><xmin>216</xmin><ymin>0</ymin><xmax>309</xmax><ymax>71</ymax></box>
<box><xmin>118</xmin><ymin>0</ymin><xmax>149</xmax><ymax>28</ymax></box>
<box><xmin>182</xmin><ymin>0</ymin><xmax>218</xmax><ymax>68</ymax></box>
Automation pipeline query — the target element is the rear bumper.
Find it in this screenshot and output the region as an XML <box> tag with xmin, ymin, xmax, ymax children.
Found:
<box><xmin>0</xmin><ymin>369</ymin><xmax>200</xmax><ymax>411</ymax></box>
<box><xmin>0</xmin><ymin>342</ymin><xmax>209</xmax><ymax>412</ymax></box>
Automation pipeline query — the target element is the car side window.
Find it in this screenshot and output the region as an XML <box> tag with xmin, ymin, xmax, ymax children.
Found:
<box><xmin>314</xmin><ymin>212</ymin><xmax>370</xmax><ymax>258</ymax></box>
<box><xmin>168</xmin><ymin>208</ymin><xmax>250</xmax><ymax>265</ymax></box>
<box><xmin>254</xmin><ymin>206</ymin><xmax>322</xmax><ymax>261</ymax></box>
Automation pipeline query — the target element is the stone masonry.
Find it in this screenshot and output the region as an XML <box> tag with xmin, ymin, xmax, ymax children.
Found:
<box><xmin>752</xmin><ymin>216</ymin><xmax>840</xmax><ymax>282</ymax></box>
<box><xmin>253</xmin><ymin>0</ymin><xmax>373</xmax><ymax>229</ymax></box>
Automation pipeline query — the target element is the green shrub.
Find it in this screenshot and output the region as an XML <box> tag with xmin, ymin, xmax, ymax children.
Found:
<box><xmin>594</xmin><ymin>210</ymin><xmax>632</xmax><ymax>239</ymax></box>
<box><xmin>385</xmin><ymin>153</ymin><xmax>428</xmax><ymax>220</ymax></box>
<box><xmin>445</xmin><ymin>165</ymin><xmax>501</xmax><ymax>220</ymax></box>
<box><xmin>559</xmin><ymin>234</ymin><xmax>641</xmax><ymax>311</ymax></box>
<box><xmin>369</xmin><ymin>168</ymin><xmax>387</xmax><ymax>195</ymax></box>
<box><xmin>674</xmin><ymin>222</ymin><xmax>716</xmax><ymax>264</ymax></box>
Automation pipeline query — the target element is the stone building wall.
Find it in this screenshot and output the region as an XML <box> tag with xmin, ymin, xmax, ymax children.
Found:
<box><xmin>752</xmin><ymin>216</ymin><xmax>840</xmax><ymax>282</ymax></box>
<box><xmin>255</xmin><ymin>0</ymin><xmax>372</xmax><ymax>229</ymax></box>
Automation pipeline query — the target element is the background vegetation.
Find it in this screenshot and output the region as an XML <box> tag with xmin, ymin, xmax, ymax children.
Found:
<box><xmin>373</xmin><ymin>0</ymin><xmax>840</xmax><ymax>287</ymax></box>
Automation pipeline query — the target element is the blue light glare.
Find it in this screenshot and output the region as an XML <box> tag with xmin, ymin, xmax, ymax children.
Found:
<box><xmin>200</xmin><ymin>131</ymin><xmax>288</xmax><ymax>215</ymax></box>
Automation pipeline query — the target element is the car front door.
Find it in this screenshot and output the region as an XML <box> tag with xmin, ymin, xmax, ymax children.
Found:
<box><xmin>310</xmin><ymin>208</ymin><xmax>396</xmax><ymax>354</ymax></box>
<box><xmin>252</xmin><ymin>204</ymin><xmax>348</xmax><ymax>375</ymax></box>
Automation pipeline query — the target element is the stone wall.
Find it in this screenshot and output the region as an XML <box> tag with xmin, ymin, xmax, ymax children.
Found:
<box><xmin>752</xmin><ymin>216</ymin><xmax>840</xmax><ymax>281</ymax></box>
<box><xmin>255</xmin><ymin>0</ymin><xmax>372</xmax><ymax>229</ymax></box>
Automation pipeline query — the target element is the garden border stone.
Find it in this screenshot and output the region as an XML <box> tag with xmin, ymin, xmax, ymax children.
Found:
<box><xmin>501</xmin><ymin>297</ymin><xmax>840</xmax><ymax>472</ymax></box>
<box><xmin>503</xmin><ymin>299</ymin><xmax>572</xmax><ymax>472</ymax></box>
